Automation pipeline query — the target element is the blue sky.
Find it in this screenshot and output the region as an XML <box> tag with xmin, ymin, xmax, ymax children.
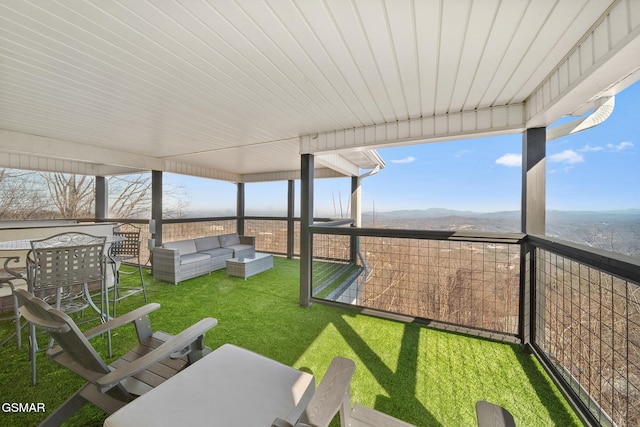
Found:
<box><xmin>170</xmin><ymin>80</ymin><xmax>639</xmax><ymax>216</ymax></box>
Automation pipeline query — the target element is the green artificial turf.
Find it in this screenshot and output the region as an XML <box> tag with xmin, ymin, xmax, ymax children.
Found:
<box><xmin>0</xmin><ymin>257</ymin><xmax>583</xmax><ymax>426</ymax></box>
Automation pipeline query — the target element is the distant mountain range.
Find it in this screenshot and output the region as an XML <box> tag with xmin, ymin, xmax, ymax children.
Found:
<box><xmin>362</xmin><ymin>207</ymin><xmax>640</xmax><ymax>219</ymax></box>
<box><xmin>185</xmin><ymin>207</ymin><xmax>639</xmax><ymax>258</ymax></box>
<box><xmin>361</xmin><ymin>208</ymin><xmax>640</xmax><ymax>258</ymax></box>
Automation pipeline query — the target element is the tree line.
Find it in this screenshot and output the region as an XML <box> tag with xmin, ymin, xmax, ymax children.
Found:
<box><xmin>0</xmin><ymin>169</ymin><xmax>187</xmax><ymax>220</ymax></box>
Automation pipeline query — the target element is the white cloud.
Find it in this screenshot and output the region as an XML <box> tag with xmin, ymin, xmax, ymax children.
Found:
<box><xmin>576</xmin><ymin>142</ymin><xmax>634</xmax><ymax>154</ymax></box>
<box><xmin>495</xmin><ymin>153</ymin><xmax>521</xmax><ymax>167</ymax></box>
<box><xmin>390</xmin><ymin>156</ymin><xmax>416</xmax><ymax>164</ymax></box>
<box><xmin>578</xmin><ymin>144</ymin><xmax>604</xmax><ymax>152</ymax></box>
<box><xmin>549</xmin><ymin>149</ymin><xmax>584</xmax><ymax>164</ymax></box>
<box><xmin>608</xmin><ymin>141</ymin><xmax>634</xmax><ymax>151</ymax></box>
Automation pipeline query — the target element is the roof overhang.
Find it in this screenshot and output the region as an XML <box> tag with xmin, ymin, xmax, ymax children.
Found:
<box><xmin>1</xmin><ymin>1</ymin><xmax>638</xmax><ymax>180</ymax></box>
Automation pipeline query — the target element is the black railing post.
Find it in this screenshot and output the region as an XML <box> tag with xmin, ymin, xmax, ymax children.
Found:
<box><xmin>529</xmin><ymin>241</ymin><xmax>538</xmax><ymax>348</ymax></box>
<box><xmin>300</xmin><ymin>154</ymin><xmax>314</xmax><ymax>306</ymax></box>
<box><xmin>350</xmin><ymin>176</ymin><xmax>359</xmax><ymax>263</ymax></box>
<box><xmin>519</xmin><ymin>239</ymin><xmax>534</xmax><ymax>347</ymax></box>
<box><xmin>95</xmin><ymin>176</ymin><xmax>108</xmax><ymax>221</ymax></box>
<box><xmin>287</xmin><ymin>180</ymin><xmax>295</xmax><ymax>259</ymax></box>
<box><xmin>237</xmin><ymin>182</ymin><xmax>245</xmax><ymax>236</ymax></box>
<box><xmin>151</xmin><ymin>170</ymin><xmax>163</xmax><ymax>247</ymax></box>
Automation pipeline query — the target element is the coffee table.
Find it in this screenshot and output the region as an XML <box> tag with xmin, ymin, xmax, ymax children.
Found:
<box><xmin>103</xmin><ymin>344</ymin><xmax>315</xmax><ymax>426</ymax></box>
<box><xmin>226</xmin><ymin>252</ymin><xmax>273</xmax><ymax>279</ymax></box>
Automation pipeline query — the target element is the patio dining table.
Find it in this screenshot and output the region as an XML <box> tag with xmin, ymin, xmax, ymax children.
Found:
<box><xmin>0</xmin><ymin>235</ymin><xmax>125</xmax><ymax>276</ymax></box>
<box><xmin>0</xmin><ymin>235</ymin><xmax>125</xmax><ymax>251</ymax></box>
<box><xmin>0</xmin><ymin>235</ymin><xmax>126</xmax><ymax>319</ymax></box>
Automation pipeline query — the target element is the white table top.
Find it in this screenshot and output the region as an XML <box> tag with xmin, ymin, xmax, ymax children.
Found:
<box><xmin>227</xmin><ymin>251</ymin><xmax>273</xmax><ymax>264</ymax></box>
<box><xmin>103</xmin><ymin>344</ymin><xmax>315</xmax><ymax>427</ymax></box>
<box><xmin>0</xmin><ymin>236</ymin><xmax>124</xmax><ymax>251</ymax></box>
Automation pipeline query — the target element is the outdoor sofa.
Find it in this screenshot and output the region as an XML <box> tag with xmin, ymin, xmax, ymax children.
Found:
<box><xmin>152</xmin><ymin>233</ymin><xmax>255</xmax><ymax>284</ymax></box>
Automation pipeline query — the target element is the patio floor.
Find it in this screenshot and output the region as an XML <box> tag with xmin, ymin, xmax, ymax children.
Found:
<box><xmin>0</xmin><ymin>257</ymin><xmax>582</xmax><ymax>426</ymax></box>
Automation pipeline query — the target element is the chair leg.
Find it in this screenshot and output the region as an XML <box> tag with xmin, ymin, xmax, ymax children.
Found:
<box><xmin>38</xmin><ymin>390</ymin><xmax>88</xmax><ymax>427</ymax></box>
<box><xmin>14</xmin><ymin>292</ymin><xmax>21</xmax><ymax>349</ymax></box>
<box><xmin>112</xmin><ymin>279</ymin><xmax>118</xmax><ymax>318</ymax></box>
<box><xmin>108</xmin><ymin>257</ymin><xmax>119</xmax><ymax>318</ymax></box>
<box><xmin>29</xmin><ymin>323</ymin><xmax>37</xmax><ymax>386</ymax></box>
<box><xmin>112</xmin><ymin>259</ymin><xmax>147</xmax><ymax>319</ymax></box>
<box><xmin>138</xmin><ymin>260</ymin><xmax>147</xmax><ymax>303</ymax></box>
<box><xmin>93</xmin><ymin>281</ymin><xmax>113</xmax><ymax>358</ymax></box>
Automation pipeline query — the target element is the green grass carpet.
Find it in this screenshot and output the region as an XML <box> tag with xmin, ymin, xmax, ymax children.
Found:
<box><xmin>0</xmin><ymin>257</ymin><xmax>583</xmax><ymax>426</ymax></box>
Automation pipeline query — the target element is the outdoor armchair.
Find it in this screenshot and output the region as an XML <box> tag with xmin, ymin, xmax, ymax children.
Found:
<box><xmin>27</xmin><ymin>232</ymin><xmax>108</xmax><ymax>385</ymax></box>
<box><xmin>15</xmin><ymin>288</ymin><xmax>217</xmax><ymax>427</ymax></box>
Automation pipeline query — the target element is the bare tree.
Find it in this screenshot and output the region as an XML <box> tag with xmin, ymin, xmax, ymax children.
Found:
<box><xmin>108</xmin><ymin>174</ymin><xmax>152</xmax><ymax>218</ymax></box>
<box><xmin>1</xmin><ymin>169</ymin><xmax>189</xmax><ymax>220</ymax></box>
<box><xmin>163</xmin><ymin>185</ymin><xmax>189</xmax><ymax>219</ymax></box>
<box><xmin>41</xmin><ymin>173</ymin><xmax>94</xmax><ymax>218</ymax></box>
<box><xmin>0</xmin><ymin>169</ymin><xmax>50</xmax><ymax>219</ymax></box>
<box><xmin>108</xmin><ymin>174</ymin><xmax>189</xmax><ymax>219</ymax></box>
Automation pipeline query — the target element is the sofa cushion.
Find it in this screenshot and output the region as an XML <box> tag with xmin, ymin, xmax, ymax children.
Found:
<box><xmin>219</xmin><ymin>233</ymin><xmax>240</xmax><ymax>247</ymax></box>
<box><xmin>180</xmin><ymin>252</ymin><xmax>212</xmax><ymax>265</ymax></box>
<box><xmin>195</xmin><ymin>236</ymin><xmax>220</xmax><ymax>252</ymax></box>
<box><xmin>164</xmin><ymin>239</ymin><xmax>197</xmax><ymax>255</ymax></box>
<box><xmin>200</xmin><ymin>247</ymin><xmax>233</xmax><ymax>259</ymax></box>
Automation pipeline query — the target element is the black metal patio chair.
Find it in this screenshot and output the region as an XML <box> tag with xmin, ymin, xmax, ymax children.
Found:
<box><xmin>109</xmin><ymin>224</ymin><xmax>147</xmax><ymax>317</ymax></box>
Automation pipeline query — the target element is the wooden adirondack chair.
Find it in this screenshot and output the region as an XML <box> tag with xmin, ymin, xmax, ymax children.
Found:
<box><xmin>15</xmin><ymin>288</ymin><xmax>217</xmax><ymax>427</ymax></box>
<box><xmin>273</xmin><ymin>356</ymin><xmax>416</xmax><ymax>427</ymax></box>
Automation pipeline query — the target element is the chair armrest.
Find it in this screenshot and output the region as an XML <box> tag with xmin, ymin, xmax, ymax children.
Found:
<box><xmin>152</xmin><ymin>247</ymin><xmax>179</xmax><ymax>258</ymax></box>
<box><xmin>239</xmin><ymin>235</ymin><xmax>255</xmax><ymax>246</ymax></box>
<box><xmin>97</xmin><ymin>317</ymin><xmax>218</xmax><ymax>392</ymax></box>
<box><xmin>83</xmin><ymin>303</ymin><xmax>161</xmax><ymax>339</ymax></box>
<box><xmin>298</xmin><ymin>357</ymin><xmax>355</xmax><ymax>426</ymax></box>
<box><xmin>20</xmin><ymin>305</ymin><xmax>71</xmax><ymax>333</ymax></box>
<box><xmin>152</xmin><ymin>247</ymin><xmax>180</xmax><ymax>280</ymax></box>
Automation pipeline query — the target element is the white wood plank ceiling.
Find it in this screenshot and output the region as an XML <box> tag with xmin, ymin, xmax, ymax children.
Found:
<box><xmin>1</xmin><ymin>0</ymin><xmax>639</xmax><ymax>182</ymax></box>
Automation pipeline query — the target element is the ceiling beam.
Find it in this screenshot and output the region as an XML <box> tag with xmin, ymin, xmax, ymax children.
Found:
<box><xmin>163</xmin><ymin>160</ymin><xmax>239</xmax><ymax>182</ymax></box>
<box><xmin>0</xmin><ymin>130</ymin><xmax>366</xmax><ymax>183</ymax></box>
<box><xmin>239</xmin><ymin>168</ymin><xmax>347</xmax><ymax>183</ymax></box>
<box><xmin>0</xmin><ymin>129</ymin><xmax>163</xmax><ymax>171</ymax></box>
<box><xmin>0</xmin><ymin>129</ymin><xmax>241</xmax><ymax>181</ymax></box>
<box><xmin>315</xmin><ymin>154</ymin><xmax>360</xmax><ymax>177</ymax></box>
<box><xmin>0</xmin><ymin>149</ymin><xmax>143</xmax><ymax>176</ymax></box>
<box><xmin>300</xmin><ymin>104</ymin><xmax>525</xmax><ymax>154</ymax></box>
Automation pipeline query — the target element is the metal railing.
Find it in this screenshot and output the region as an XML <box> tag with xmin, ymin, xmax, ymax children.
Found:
<box><xmin>310</xmin><ymin>225</ymin><xmax>524</xmax><ymax>339</ymax></box>
<box><xmin>529</xmin><ymin>235</ymin><xmax>640</xmax><ymax>427</ymax></box>
<box><xmin>244</xmin><ymin>217</ymin><xmax>291</xmax><ymax>256</ymax></box>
